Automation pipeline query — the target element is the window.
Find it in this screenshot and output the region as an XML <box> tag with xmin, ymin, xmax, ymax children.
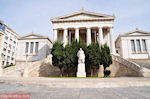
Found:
<box><xmin>13</xmin><ymin>46</ymin><xmax>15</xmax><ymax>50</ymax></box>
<box><xmin>35</xmin><ymin>42</ymin><xmax>39</xmax><ymax>54</ymax></box>
<box><xmin>136</xmin><ymin>40</ymin><xmax>141</xmax><ymax>52</ymax></box>
<box><xmin>142</xmin><ymin>39</ymin><xmax>147</xmax><ymax>52</ymax></box>
<box><xmin>25</xmin><ymin>42</ymin><xmax>29</xmax><ymax>53</ymax></box>
<box><xmin>131</xmin><ymin>40</ymin><xmax>136</xmax><ymax>52</ymax></box>
<box><xmin>4</xmin><ymin>42</ymin><xmax>7</xmax><ymax>46</ymax></box>
<box><xmin>30</xmin><ymin>42</ymin><xmax>34</xmax><ymax>53</ymax></box>
<box><xmin>1</xmin><ymin>61</ymin><xmax>4</xmax><ymax>65</ymax></box>
<box><xmin>7</xmin><ymin>56</ymin><xmax>10</xmax><ymax>60</ymax></box>
<box><xmin>8</xmin><ymin>50</ymin><xmax>10</xmax><ymax>53</ymax></box>
<box><xmin>116</xmin><ymin>50</ymin><xmax>119</xmax><ymax>54</ymax></box>
<box><xmin>6</xmin><ymin>62</ymin><xmax>9</xmax><ymax>65</ymax></box>
<box><xmin>12</xmin><ymin>52</ymin><xmax>14</xmax><ymax>56</ymax></box>
<box><xmin>3</xmin><ymin>48</ymin><xmax>6</xmax><ymax>51</ymax></box>
<box><xmin>5</xmin><ymin>36</ymin><xmax>8</xmax><ymax>40</ymax></box>
<box><xmin>9</xmin><ymin>44</ymin><xmax>11</xmax><ymax>48</ymax></box>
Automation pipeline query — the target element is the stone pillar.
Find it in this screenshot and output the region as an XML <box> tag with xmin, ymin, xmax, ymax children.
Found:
<box><xmin>146</xmin><ymin>40</ymin><xmax>150</xmax><ymax>58</ymax></box>
<box><xmin>98</xmin><ymin>27</ymin><xmax>103</xmax><ymax>45</ymax></box>
<box><xmin>87</xmin><ymin>27</ymin><xmax>91</xmax><ymax>45</ymax></box>
<box><xmin>109</xmin><ymin>27</ymin><xmax>116</xmax><ymax>54</ymax></box>
<box><xmin>98</xmin><ymin>65</ymin><xmax>104</xmax><ymax>77</ymax></box>
<box><xmin>69</xmin><ymin>31</ymin><xmax>71</xmax><ymax>44</ymax></box>
<box><xmin>140</xmin><ymin>39</ymin><xmax>143</xmax><ymax>52</ymax></box>
<box><xmin>75</xmin><ymin>28</ymin><xmax>79</xmax><ymax>41</ymax></box>
<box><xmin>134</xmin><ymin>39</ymin><xmax>137</xmax><ymax>53</ymax></box>
<box><xmin>63</xmin><ymin>28</ymin><xmax>68</xmax><ymax>46</ymax></box>
<box><xmin>53</xmin><ymin>29</ymin><xmax>57</xmax><ymax>42</ymax></box>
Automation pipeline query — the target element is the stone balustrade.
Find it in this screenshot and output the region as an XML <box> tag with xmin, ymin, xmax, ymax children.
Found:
<box><xmin>111</xmin><ymin>54</ymin><xmax>143</xmax><ymax>76</ymax></box>
<box><xmin>3</xmin><ymin>65</ymin><xmax>25</xmax><ymax>74</ymax></box>
<box><xmin>2</xmin><ymin>55</ymin><xmax>53</xmax><ymax>76</ymax></box>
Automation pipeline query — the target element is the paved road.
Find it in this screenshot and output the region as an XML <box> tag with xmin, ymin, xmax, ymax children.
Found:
<box><xmin>0</xmin><ymin>82</ymin><xmax>150</xmax><ymax>99</ymax></box>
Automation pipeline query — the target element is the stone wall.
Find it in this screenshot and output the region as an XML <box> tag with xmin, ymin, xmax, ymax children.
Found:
<box><xmin>28</xmin><ymin>55</ymin><xmax>60</xmax><ymax>77</ymax></box>
<box><xmin>107</xmin><ymin>60</ymin><xmax>139</xmax><ymax>77</ymax></box>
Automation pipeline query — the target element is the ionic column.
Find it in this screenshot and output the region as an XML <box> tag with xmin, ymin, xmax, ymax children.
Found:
<box><xmin>140</xmin><ymin>39</ymin><xmax>143</xmax><ymax>52</ymax></box>
<box><xmin>53</xmin><ymin>29</ymin><xmax>57</xmax><ymax>42</ymax></box>
<box><xmin>63</xmin><ymin>28</ymin><xmax>68</xmax><ymax>46</ymax></box>
<box><xmin>98</xmin><ymin>27</ymin><xmax>103</xmax><ymax>45</ymax></box>
<box><xmin>75</xmin><ymin>28</ymin><xmax>79</xmax><ymax>41</ymax></box>
<box><xmin>69</xmin><ymin>31</ymin><xmax>71</xmax><ymax>44</ymax></box>
<box><xmin>87</xmin><ymin>27</ymin><xmax>91</xmax><ymax>45</ymax></box>
<box><xmin>146</xmin><ymin>40</ymin><xmax>150</xmax><ymax>58</ymax></box>
<box><xmin>109</xmin><ymin>27</ymin><xmax>116</xmax><ymax>54</ymax></box>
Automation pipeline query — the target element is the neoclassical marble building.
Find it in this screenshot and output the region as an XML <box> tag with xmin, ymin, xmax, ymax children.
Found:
<box><xmin>115</xmin><ymin>28</ymin><xmax>150</xmax><ymax>59</ymax></box>
<box><xmin>16</xmin><ymin>33</ymin><xmax>52</xmax><ymax>65</ymax></box>
<box><xmin>51</xmin><ymin>9</ymin><xmax>116</xmax><ymax>54</ymax></box>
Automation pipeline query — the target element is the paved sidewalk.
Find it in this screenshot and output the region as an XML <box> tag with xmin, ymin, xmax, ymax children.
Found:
<box><xmin>0</xmin><ymin>77</ymin><xmax>150</xmax><ymax>88</ymax></box>
<box><xmin>0</xmin><ymin>82</ymin><xmax>150</xmax><ymax>99</ymax></box>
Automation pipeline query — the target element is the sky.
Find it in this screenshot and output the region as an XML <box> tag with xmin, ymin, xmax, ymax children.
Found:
<box><xmin>0</xmin><ymin>0</ymin><xmax>150</xmax><ymax>40</ymax></box>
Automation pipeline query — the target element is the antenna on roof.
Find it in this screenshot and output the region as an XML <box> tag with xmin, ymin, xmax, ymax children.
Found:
<box><xmin>51</xmin><ymin>17</ymin><xmax>54</xmax><ymax>20</ymax></box>
<box><xmin>80</xmin><ymin>8</ymin><xmax>84</xmax><ymax>12</ymax></box>
<box><xmin>136</xmin><ymin>28</ymin><xmax>139</xmax><ymax>30</ymax></box>
<box><xmin>31</xmin><ymin>30</ymin><xmax>34</xmax><ymax>34</ymax></box>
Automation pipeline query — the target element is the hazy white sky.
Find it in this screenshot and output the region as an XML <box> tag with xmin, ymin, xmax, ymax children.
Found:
<box><xmin>0</xmin><ymin>0</ymin><xmax>150</xmax><ymax>40</ymax></box>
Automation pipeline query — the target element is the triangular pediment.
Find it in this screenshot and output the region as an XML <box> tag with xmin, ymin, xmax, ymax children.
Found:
<box><xmin>51</xmin><ymin>10</ymin><xmax>115</xmax><ymax>22</ymax></box>
<box><xmin>20</xmin><ymin>33</ymin><xmax>47</xmax><ymax>39</ymax></box>
<box><xmin>129</xmin><ymin>32</ymin><xmax>148</xmax><ymax>36</ymax></box>
<box><xmin>120</xmin><ymin>29</ymin><xmax>150</xmax><ymax>37</ymax></box>
<box><xmin>59</xmin><ymin>13</ymin><xmax>111</xmax><ymax>20</ymax></box>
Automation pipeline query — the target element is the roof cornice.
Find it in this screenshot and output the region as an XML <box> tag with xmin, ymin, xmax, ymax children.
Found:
<box><xmin>51</xmin><ymin>10</ymin><xmax>115</xmax><ymax>23</ymax></box>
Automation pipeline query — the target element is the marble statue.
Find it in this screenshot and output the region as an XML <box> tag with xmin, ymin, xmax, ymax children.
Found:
<box><xmin>77</xmin><ymin>48</ymin><xmax>85</xmax><ymax>64</ymax></box>
<box><xmin>77</xmin><ymin>48</ymin><xmax>86</xmax><ymax>77</ymax></box>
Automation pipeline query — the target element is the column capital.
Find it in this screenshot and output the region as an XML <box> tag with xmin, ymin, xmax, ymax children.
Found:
<box><xmin>109</xmin><ymin>26</ymin><xmax>114</xmax><ymax>29</ymax></box>
<box><xmin>98</xmin><ymin>27</ymin><xmax>103</xmax><ymax>29</ymax></box>
<box><xmin>75</xmin><ymin>27</ymin><xmax>79</xmax><ymax>29</ymax></box>
<box><xmin>63</xmin><ymin>27</ymin><xmax>68</xmax><ymax>30</ymax></box>
<box><xmin>86</xmin><ymin>27</ymin><xmax>91</xmax><ymax>29</ymax></box>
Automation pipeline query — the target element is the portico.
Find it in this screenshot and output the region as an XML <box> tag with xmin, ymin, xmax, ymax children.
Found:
<box><xmin>51</xmin><ymin>9</ymin><xmax>116</xmax><ymax>54</ymax></box>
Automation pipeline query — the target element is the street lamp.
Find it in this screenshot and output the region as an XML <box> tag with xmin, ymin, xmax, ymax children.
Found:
<box><xmin>25</xmin><ymin>54</ymin><xmax>28</xmax><ymax>67</ymax></box>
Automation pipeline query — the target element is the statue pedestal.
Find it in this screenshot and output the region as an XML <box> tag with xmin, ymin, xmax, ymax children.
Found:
<box><xmin>77</xmin><ymin>63</ymin><xmax>86</xmax><ymax>77</ymax></box>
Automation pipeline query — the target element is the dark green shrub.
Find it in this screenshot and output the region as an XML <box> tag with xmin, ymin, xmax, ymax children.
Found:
<box><xmin>104</xmin><ymin>70</ymin><xmax>111</xmax><ymax>77</ymax></box>
<box><xmin>2</xmin><ymin>64</ymin><xmax>14</xmax><ymax>69</ymax></box>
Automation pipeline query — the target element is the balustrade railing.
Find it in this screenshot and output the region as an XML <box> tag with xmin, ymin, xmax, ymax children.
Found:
<box><xmin>111</xmin><ymin>54</ymin><xmax>142</xmax><ymax>72</ymax></box>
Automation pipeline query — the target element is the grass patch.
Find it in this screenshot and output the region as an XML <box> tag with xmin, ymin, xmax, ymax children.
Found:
<box><xmin>47</xmin><ymin>77</ymin><xmax>115</xmax><ymax>78</ymax></box>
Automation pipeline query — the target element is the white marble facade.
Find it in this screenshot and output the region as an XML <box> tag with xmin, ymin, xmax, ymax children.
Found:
<box><xmin>51</xmin><ymin>9</ymin><xmax>116</xmax><ymax>54</ymax></box>
<box><xmin>115</xmin><ymin>28</ymin><xmax>150</xmax><ymax>59</ymax></box>
<box><xmin>16</xmin><ymin>33</ymin><xmax>52</xmax><ymax>63</ymax></box>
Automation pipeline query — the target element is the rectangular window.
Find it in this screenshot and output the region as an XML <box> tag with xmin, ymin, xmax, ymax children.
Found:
<box><xmin>8</xmin><ymin>50</ymin><xmax>10</xmax><ymax>53</ymax></box>
<box><xmin>131</xmin><ymin>40</ymin><xmax>136</xmax><ymax>52</ymax></box>
<box><xmin>35</xmin><ymin>42</ymin><xmax>39</xmax><ymax>54</ymax></box>
<box><xmin>6</xmin><ymin>62</ymin><xmax>9</xmax><ymax>65</ymax></box>
<box><xmin>30</xmin><ymin>42</ymin><xmax>34</xmax><ymax>53</ymax></box>
<box><xmin>7</xmin><ymin>56</ymin><xmax>10</xmax><ymax>60</ymax></box>
<box><xmin>142</xmin><ymin>39</ymin><xmax>147</xmax><ymax>52</ymax></box>
<box><xmin>25</xmin><ymin>42</ymin><xmax>29</xmax><ymax>53</ymax></box>
<box><xmin>136</xmin><ymin>40</ymin><xmax>141</xmax><ymax>52</ymax></box>
<box><xmin>2</xmin><ymin>61</ymin><xmax>5</xmax><ymax>65</ymax></box>
<box><xmin>5</xmin><ymin>36</ymin><xmax>8</xmax><ymax>40</ymax></box>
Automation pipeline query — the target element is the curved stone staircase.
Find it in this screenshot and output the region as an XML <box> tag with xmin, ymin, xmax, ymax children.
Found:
<box><xmin>0</xmin><ymin>55</ymin><xmax>53</xmax><ymax>77</ymax></box>
<box><xmin>1</xmin><ymin>54</ymin><xmax>150</xmax><ymax>77</ymax></box>
<box><xmin>112</xmin><ymin>54</ymin><xmax>150</xmax><ymax>77</ymax></box>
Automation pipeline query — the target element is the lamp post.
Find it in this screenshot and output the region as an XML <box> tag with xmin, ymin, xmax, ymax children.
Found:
<box><xmin>26</xmin><ymin>54</ymin><xmax>28</xmax><ymax>67</ymax></box>
<box><xmin>23</xmin><ymin>54</ymin><xmax>29</xmax><ymax>77</ymax></box>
